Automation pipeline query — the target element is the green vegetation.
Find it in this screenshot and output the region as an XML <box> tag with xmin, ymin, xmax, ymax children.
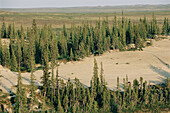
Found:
<box><xmin>0</xmin><ymin>59</ymin><xmax>170</xmax><ymax>112</ymax></box>
<box><xmin>0</xmin><ymin>10</ymin><xmax>169</xmax><ymax>112</ymax></box>
<box><xmin>0</xmin><ymin>13</ymin><xmax>169</xmax><ymax>72</ymax></box>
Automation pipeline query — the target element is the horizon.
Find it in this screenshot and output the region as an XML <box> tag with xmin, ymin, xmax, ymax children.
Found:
<box><xmin>0</xmin><ymin>0</ymin><xmax>170</xmax><ymax>8</ymax></box>
<box><xmin>0</xmin><ymin>4</ymin><xmax>170</xmax><ymax>9</ymax></box>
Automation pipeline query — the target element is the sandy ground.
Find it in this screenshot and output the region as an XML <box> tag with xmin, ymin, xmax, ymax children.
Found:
<box><xmin>0</xmin><ymin>37</ymin><xmax>170</xmax><ymax>93</ymax></box>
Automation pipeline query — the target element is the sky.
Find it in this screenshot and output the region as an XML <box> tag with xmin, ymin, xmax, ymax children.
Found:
<box><xmin>0</xmin><ymin>0</ymin><xmax>170</xmax><ymax>8</ymax></box>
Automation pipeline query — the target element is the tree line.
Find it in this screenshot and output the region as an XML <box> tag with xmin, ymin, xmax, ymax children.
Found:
<box><xmin>0</xmin><ymin>14</ymin><xmax>169</xmax><ymax>72</ymax></box>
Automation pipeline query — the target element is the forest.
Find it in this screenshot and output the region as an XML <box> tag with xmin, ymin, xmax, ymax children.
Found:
<box><xmin>0</xmin><ymin>13</ymin><xmax>169</xmax><ymax>112</ymax></box>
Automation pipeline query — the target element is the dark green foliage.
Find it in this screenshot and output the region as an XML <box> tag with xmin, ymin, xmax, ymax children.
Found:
<box><xmin>150</xmin><ymin>13</ymin><xmax>159</xmax><ymax>35</ymax></box>
<box><xmin>1</xmin><ymin>18</ymin><xmax>7</xmax><ymax>38</ymax></box>
<box><xmin>14</xmin><ymin>35</ymin><xmax>29</xmax><ymax>113</ymax></box>
<box><xmin>10</xmin><ymin>47</ymin><xmax>17</xmax><ymax>71</ymax></box>
<box><xmin>41</xmin><ymin>25</ymin><xmax>50</xmax><ymax>95</ymax></box>
<box><xmin>2</xmin><ymin>45</ymin><xmax>10</xmax><ymax>67</ymax></box>
<box><xmin>4</xmin><ymin>58</ymin><xmax>169</xmax><ymax>113</ymax></box>
<box><xmin>162</xmin><ymin>18</ymin><xmax>169</xmax><ymax>35</ymax></box>
<box><xmin>0</xmin><ymin>15</ymin><xmax>165</xmax><ymax>72</ymax></box>
<box><xmin>0</xmin><ymin>15</ymin><xmax>169</xmax><ymax>113</ymax></box>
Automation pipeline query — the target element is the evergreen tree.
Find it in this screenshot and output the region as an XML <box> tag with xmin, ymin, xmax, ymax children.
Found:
<box><xmin>7</xmin><ymin>24</ymin><xmax>12</xmax><ymax>38</ymax></box>
<box><xmin>63</xmin><ymin>94</ymin><xmax>69</xmax><ymax>112</ymax></box>
<box><xmin>10</xmin><ymin>47</ymin><xmax>17</xmax><ymax>71</ymax></box>
<box><xmin>2</xmin><ymin>45</ymin><xmax>10</xmax><ymax>67</ymax></box>
<box><xmin>162</xmin><ymin>18</ymin><xmax>169</xmax><ymax>35</ymax></box>
<box><xmin>15</xmin><ymin>34</ymin><xmax>28</xmax><ymax>113</ymax></box>
<box><xmin>92</xmin><ymin>58</ymin><xmax>100</xmax><ymax>98</ymax></box>
<box><xmin>150</xmin><ymin>13</ymin><xmax>159</xmax><ymax>35</ymax></box>
<box><xmin>32</xmin><ymin>19</ymin><xmax>37</xmax><ymax>34</ymax></box>
<box><xmin>1</xmin><ymin>17</ymin><xmax>6</xmax><ymax>38</ymax></box>
<box><xmin>70</xmin><ymin>48</ymin><xmax>74</xmax><ymax>60</ymax></box>
<box><xmin>29</xmin><ymin>32</ymin><xmax>37</xmax><ymax>112</ymax></box>
<box><xmin>57</xmin><ymin>93</ymin><xmax>64</xmax><ymax>113</ymax></box>
<box><xmin>41</xmin><ymin>25</ymin><xmax>50</xmax><ymax>95</ymax></box>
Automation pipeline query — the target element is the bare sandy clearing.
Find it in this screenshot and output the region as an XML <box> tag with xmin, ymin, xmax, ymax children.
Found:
<box><xmin>0</xmin><ymin>37</ymin><xmax>170</xmax><ymax>93</ymax></box>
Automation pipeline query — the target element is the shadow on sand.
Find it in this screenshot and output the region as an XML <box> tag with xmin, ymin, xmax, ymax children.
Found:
<box><xmin>2</xmin><ymin>76</ymin><xmax>15</xmax><ymax>86</ymax></box>
<box><xmin>0</xmin><ymin>83</ymin><xmax>13</xmax><ymax>94</ymax></box>
<box><xmin>149</xmin><ymin>65</ymin><xmax>170</xmax><ymax>84</ymax></box>
<box><xmin>153</xmin><ymin>55</ymin><xmax>170</xmax><ymax>69</ymax></box>
<box><xmin>11</xmin><ymin>72</ymin><xmax>41</xmax><ymax>86</ymax></box>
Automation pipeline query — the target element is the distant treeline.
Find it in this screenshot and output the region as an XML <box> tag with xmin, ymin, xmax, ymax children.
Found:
<box><xmin>0</xmin><ymin>13</ymin><xmax>169</xmax><ymax>72</ymax></box>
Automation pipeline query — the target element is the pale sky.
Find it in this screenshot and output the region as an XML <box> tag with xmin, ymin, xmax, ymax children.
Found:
<box><xmin>0</xmin><ymin>0</ymin><xmax>170</xmax><ymax>8</ymax></box>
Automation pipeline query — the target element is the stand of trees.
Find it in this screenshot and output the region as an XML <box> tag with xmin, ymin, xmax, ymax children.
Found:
<box><xmin>0</xmin><ymin>14</ymin><xmax>169</xmax><ymax>72</ymax></box>
<box><xmin>0</xmin><ymin>59</ymin><xmax>169</xmax><ymax>112</ymax></box>
<box><xmin>0</xmin><ymin>14</ymin><xmax>169</xmax><ymax>112</ymax></box>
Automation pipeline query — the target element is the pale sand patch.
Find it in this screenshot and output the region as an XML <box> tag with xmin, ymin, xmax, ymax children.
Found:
<box><xmin>0</xmin><ymin>36</ymin><xmax>170</xmax><ymax>93</ymax></box>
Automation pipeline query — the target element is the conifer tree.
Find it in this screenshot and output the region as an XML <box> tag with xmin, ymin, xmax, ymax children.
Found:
<box><xmin>120</xmin><ymin>26</ymin><xmax>126</xmax><ymax>46</ymax></box>
<box><xmin>127</xmin><ymin>19</ymin><xmax>134</xmax><ymax>44</ymax></box>
<box><xmin>29</xmin><ymin>32</ymin><xmax>37</xmax><ymax>112</ymax></box>
<box><xmin>63</xmin><ymin>94</ymin><xmax>69</xmax><ymax>112</ymax></box>
<box><xmin>62</xmin><ymin>24</ymin><xmax>67</xmax><ymax>37</ymax></box>
<box><xmin>57</xmin><ymin>93</ymin><xmax>64</xmax><ymax>113</ymax></box>
<box><xmin>102</xmin><ymin>89</ymin><xmax>111</xmax><ymax>112</ymax></box>
<box><xmin>2</xmin><ymin>45</ymin><xmax>10</xmax><ymax>67</ymax></box>
<box><xmin>162</xmin><ymin>18</ymin><xmax>169</xmax><ymax>35</ymax></box>
<box><xmin>10</xmin><ymin>47</ymin><xmax>17</xmax><ymax>71</ymax></box>
<box><xmin>50</xmin><ymin>36</ymin><xmax>59</xmax><ymax>104</ymax></box>
<box><xmin>70</xmin><ymin>48</ymin><xmax>74</xmax><ymax>60</ymax></box>
<box><xmin>32</xmin><ymin>19</ymin><xmax>37</xmax><ymax>34</ymax></box>
<box><xmin>41</xmin><ymin>25</ymin><xmax>50</xmax><ymax>95</ymax></box>
<box><xmin>79</xmin><ymin>42</ymin><xmax>86</xmax><ymax>58</ymax></box>
<box><xmin>92</xmin><ymin>58</ymin><xmax>99</xmax><ymax>98</ymax></box>
<box><xmin>1</xmin><ymin>17</ymin><xmax>6</xmax><ymax>38</ymax></box>
<box><xmin>7</xmin><ymin>24</ymin><xmax>12</xmax><ymax>38</ymax></box>
<box><xmin>150</xmin><ymin>13</ymin><xmax>159</xmax><ymax>35</ymax></box>
<box><xmin>12</xmin><ymin>23</ymin><xmax>16</xmax><ymax>39</ymax></box>
<box><xmin>117</xmin><ymin>77</ymin><xmax>120</xmax><ymax>91</ymax></box>
<box><xmin>15</xmin><ymin>34</ymin><xmax>28</xmax><ymax>113</ymax></box>
<box><xmin>20</xmin><ymin>25</ymin><xmax>25</xmax><ymax>48</ymax></box>
<box><xmin>100</xmin><ymin>62</ymin><xmax>105</xmax><ymax>91</ymax></box>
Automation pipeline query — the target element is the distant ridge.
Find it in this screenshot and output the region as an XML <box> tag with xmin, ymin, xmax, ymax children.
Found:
<box><xmin>1</xmin><ymin>4</ymin><xmax>170</xmax><ymax>13</ymax></box>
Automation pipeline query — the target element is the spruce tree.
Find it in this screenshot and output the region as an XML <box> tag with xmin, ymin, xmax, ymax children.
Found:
<box><xmin>29</xmin><ymin>32</ymin><xmax>36</xmax><ymax>112</ymax></box>
<box><xmin>92</xmin><ymin>58</ymin><xmax>99</xmax><ymax>98</ymax></box>
<box><xmin>15</xmin><ymin>34</ymin><xmax>28</xmax><ymax>113</ymax></box>
<box><xmin>2</xmin><ymin>45</ymin><xmax>10</xmax><ymax>67</ymax></box>
<box><xmin>150</xmin><ymin>13</ymin><xmax>159</xmax><ymax>35</ymax></box>
<box><xmin>162</xmin><ymin>18</ymin><xmax>169</xmax><ymax>35</ymax></box>
<box><xmin>41</xmin><ymin>25</ymin><xmax>50</xmax><ymax>95</ymax></box>
<box><xmin>50</xmin><ymin>36</ymin><xmax>58</xmax><ymax>104</ymax></box>
<box><xmin>70</xmin><ymin>48</ymin><xmax>74</xmax><ymax>61</ymax></box>
<box><xmin>57</xmin><ymin>93</ymin><xmax>64</xmax><ymax>113</ymax></box>
<box><xmin>63</xmin><ymin>94</ymin><xmax>69</xmax><ymax>112</ymax></box>
<box><xmin>1</xmin><ymin>17</ymin><xmax>6</xmax><ymax>38</ymax></box>
<box><xmin>32</xmin><ymin>19</ymin><xmax>37</xmax><ymax>34</ymax></box>
<box><xmin>10</xmin><ymin>47</ymin><xmax>17</xmax><ymax>71</ymax></box>
<box><xmin>100</xmin><ymin>62</ymin><xmax>105</xmax><ymax>92</ymax></box>
<box><xmin>7</xmin><ymin>24</ymin><xmax>12</xmax><ymax>38</ymax></box>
